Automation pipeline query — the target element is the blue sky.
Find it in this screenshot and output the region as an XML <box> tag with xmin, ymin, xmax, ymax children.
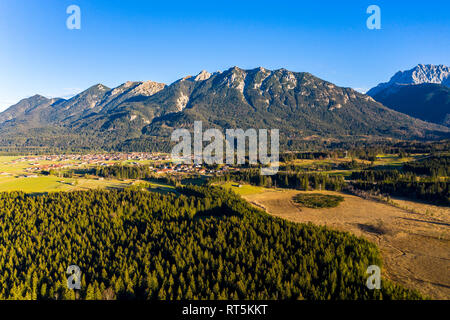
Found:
<box><xmin>0</xmin><ymin>0</ymin><xmax>449</xmax><ymax>111</ymax></box>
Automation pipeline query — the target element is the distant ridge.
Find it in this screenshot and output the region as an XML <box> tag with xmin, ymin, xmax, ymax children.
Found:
<box><xmin>0</xmin><ymin>66</ymin><xmax>448</xmax><ymax>151</ymax></box>
<box><xmin>367</xmin><ymin>64</ymin><xmax>450</xmax><ymax>96</ymax></box>
<box><xmin>368</xmin><ymin>64</ymin><xmax>450</xmax><ymax>127</ymax></box>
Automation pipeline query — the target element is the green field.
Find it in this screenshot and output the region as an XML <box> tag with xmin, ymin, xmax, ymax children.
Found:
<box><xmin>0</xmin><ymin>156</ymin><xmax>177</xmax><ymax>194</ymax></box>
<box><xmin>0</xmin><ymin>176</ymin><xmax>73</xmax><ymax>193</ymax></box>
<box><xmin>216</xmin><ymin>181</ymin><xmax>274</xmax><ymax>196</ymax></box>
<box><xmin>0</xmin><ymin>176</ymin><xmax>148</xmax><ymax>193</ymax></box>
<box><xmin>0</xmin><ymin>175</ymin><xmax>177</xmax><ymax>194</ymax></box>
<box><xmin>372</xmin><ymin>154</ymin><xmax>414</xmax><ymax>167</ymax></box>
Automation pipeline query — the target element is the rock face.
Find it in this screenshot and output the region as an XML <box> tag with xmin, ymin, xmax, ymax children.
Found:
<box><xmin>367</xmin><ymin>64</ymin><xmax>450</xmax><ymax>126</ymax></box>
<box><xmin>368</xmin><ymin>64</ymin><xmax>450</xmax><ymax>96</ymax></box>
<box><xmin>93</xmin><ymin>81</ymin><xmax>166</xmax><ymax>113</ymax></box>
<box><xmin>0</xmin><ymin>66</ymin><xmax>449</xmax><ymax>151</ymax></box>
<box><xmin>141</xmin><ymin>67</ymin><xmax>448</xmax><ymax>141</ymax></box>
<box><xmin>194</xmin><ymin>70</ymin><xmax>212</xmax><ymax>81</ymax></box>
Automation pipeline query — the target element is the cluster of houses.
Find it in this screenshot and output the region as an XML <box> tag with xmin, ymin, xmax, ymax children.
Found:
<box><xmin>7</xmin><ymin>153</ymin><xmax>238</xmax><ymax>177</ymax></box>
<box><xmin>8</xmin><ymin>153</ymin><xmax>170</xmax><ymax>173</ymax></box>
<box><xmin>153</xmin><ymin>163</ymin><xmax>235</xmax><ymax>175</ymax></box>
<box><xmin>13</xmin><ymin>152</ymin><xmax>169</xmax><ymax>164</ymax></box>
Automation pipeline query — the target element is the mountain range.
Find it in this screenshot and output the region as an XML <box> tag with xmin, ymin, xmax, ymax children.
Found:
<box><xmin>367</xmin><ymin>64</ymin><xmax>450</xmax><ymax>127</ymax></box>
<box><xmin>367</xmin><ymin>64</ymin><xmax>450</xmax><ymax>96</ymax></box>
<box><xmin>0</xmin><ymin>66</ymin><xmax>448</xmax><ymax>152</ymax></box>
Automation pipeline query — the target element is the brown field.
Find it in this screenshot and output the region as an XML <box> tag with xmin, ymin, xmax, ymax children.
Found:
<box><xmin>243</xmin><ymin>189</ymin><xmax>450</xmax><ymax>299</ymax></box>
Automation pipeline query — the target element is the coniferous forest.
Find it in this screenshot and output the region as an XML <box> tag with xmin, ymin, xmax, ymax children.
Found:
<box><xmin>350</xmin><ymin>155</ymin><xmax>450</xmax><ymax>205</ymax></box>
<box><xmin>210</xmin><ymin>170</ymin><xmax>346</xmax><ymax>191</ymax></box>
<box><xmin>0</xmin><ymin>186</ymin><xmax>421</xmax><ymax>300</ymax></box>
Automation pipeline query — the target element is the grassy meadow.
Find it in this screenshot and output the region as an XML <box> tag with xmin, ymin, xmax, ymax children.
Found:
<box><xmin>0</xmin><ymin>155</ymin><xmax>173</xmax><ymax>194</ymax></box>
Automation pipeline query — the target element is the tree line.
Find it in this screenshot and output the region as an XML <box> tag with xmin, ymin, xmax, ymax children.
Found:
<box><xmin>349</xmin><ymin>155</ymin><xmax>450</xmax><ymax>205</ymax></box>
<box><xmin>210</xmin><ymin>170</ymin><xmax>346</xmax><ymax>191</ymax></box>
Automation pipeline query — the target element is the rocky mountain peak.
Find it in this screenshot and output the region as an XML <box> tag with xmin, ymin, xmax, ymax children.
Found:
<box><xmin>132</xmin><ymin>81</ymin><xmax>166</xmax><ymax>96</ymax></box>
<box><xmin>368</xmin><ymin>64</ymin><xmax>450</xmax><ymax>96</ymax></box>
<box><xmin>194</xmin><ymin>70</ymin><xmax>212</xmax><ymax>81</ymax></box>
<box><xmin>392</xmin><ymin>64</ymin><xmax>450</xmax><ymax>85</ymax></box>
<box><xmin>92</xmin><ymin>83</ymin><xmax>109</xmax><ymax>92</ymax></box>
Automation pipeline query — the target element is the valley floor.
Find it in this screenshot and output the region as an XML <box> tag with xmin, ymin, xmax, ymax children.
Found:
<box><xmin>242</xmin><ymin>189</ymin><xmax>450</xmax><ymax>299</ymax></box>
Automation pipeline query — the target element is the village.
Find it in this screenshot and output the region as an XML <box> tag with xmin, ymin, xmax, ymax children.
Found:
<box><xmin>5</xmin><ymin>152</ymin><xmax>237</xmax><ymax>178</ymax></box>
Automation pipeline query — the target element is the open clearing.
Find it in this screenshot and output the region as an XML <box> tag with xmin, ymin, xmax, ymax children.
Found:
<box><xmin>0</xmin><ymin>156</ymin><xmax>175</xmax><ymax>194</ymax></box>
<box><xmin>0</xmin><ymin>176</ymin><xmax>151</xmax><ymax>193</ymax></box>
<box><xmin>243</xmin><ymin>188</ymin><xmax>450</xmax><ymax>299</ymax></box>
<box><xmin>0</xmin><ymin>174</ymin><xmax>174</xmax><ymax>194</ymax></box>
<box><xmin>217</xmin><ymin>181</ymin><xmax>278</xmax><ymax>196</ymax></box>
